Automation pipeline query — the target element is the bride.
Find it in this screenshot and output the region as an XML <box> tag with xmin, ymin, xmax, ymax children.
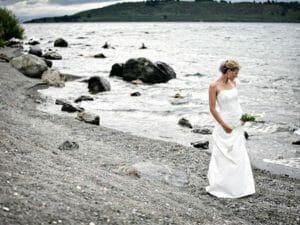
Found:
<box><xmin>206</xmin><ymin>60</ymin><xmax>255</xmax><ymax>198</ymax></box>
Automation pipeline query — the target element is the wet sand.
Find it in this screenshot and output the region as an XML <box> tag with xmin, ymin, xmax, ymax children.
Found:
<box><xmin>0</xmin><ymin>58</ymin><xmax>299</xmax><ymax>225</ymax></box>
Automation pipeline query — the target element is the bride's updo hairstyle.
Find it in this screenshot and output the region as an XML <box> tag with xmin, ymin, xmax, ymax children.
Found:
<box><xmin>219</xmin><ymin>60</ymin><xmax>240</xmax><ymax>74</ymax></box>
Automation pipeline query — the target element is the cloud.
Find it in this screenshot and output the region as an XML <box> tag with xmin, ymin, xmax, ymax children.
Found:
<box><xmin>1</xmin><ymin>0</ymin><xmax>136</xmax><ymax>21</ymax></box>
<box><xmin>0</xmin><ymin>0</ymin><xmax>26</xmax><ymax>6</ymax></box>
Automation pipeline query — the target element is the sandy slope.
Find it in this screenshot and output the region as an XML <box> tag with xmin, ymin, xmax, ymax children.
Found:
<box><xmin>0</xmin><ymin>60</ymin><xmax>299</xmax><ymax>225</ymax></box>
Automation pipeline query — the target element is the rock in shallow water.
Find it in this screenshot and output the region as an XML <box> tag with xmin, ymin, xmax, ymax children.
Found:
<box><xmin>43</xmin><ymin>51</ymin><xmax>62</xmax><ymax>60</ymax></box>
<box><xmin>42</xmin><ymin>69</ymin><xmax>65</xmax><ymax>87</ymax></box>
<box><xmin>178</xmin><ymin>117</ymin><xmax>193</xmax><ymax>129</ymax></box>
<box><xmin>54</xmin><ymin>38</ymin><xmax>68</xmax><ymax>47</ymax></box>
<box><xmin>130</xmin><ymin>92</ymin><xmax>141</xmax><ymax>97</ymax></box>
<box><xmin>87</xmin><ymin>76</ymin><xmax>111</xmax><ymax>94</ymax></box>
<box><xmin>74</xmin><ymin>95</ymin><xmax>94</xmax><ymax>103</ymax></box>
<box><xmin>110</xmin><ymin>57</ymin><xmax>176</xmax><ymax>84</ymax></box>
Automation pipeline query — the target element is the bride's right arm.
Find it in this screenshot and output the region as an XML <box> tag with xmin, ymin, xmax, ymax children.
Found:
<box><xmin>209</xmin><ymin>84</ymin><xmax>233</xmax><ymax>133</ymax></box>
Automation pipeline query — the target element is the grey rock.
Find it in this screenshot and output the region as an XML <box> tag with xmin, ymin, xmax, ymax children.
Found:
<box><xmin>244</xmin><ymin>131</ymin><xmax>249</xmax><ymax>140</ymax></box>
<box><xmin>10</xmin><ymin>54</ymin><xmax>48</xmax><ymax>78</ymax></box>
<box><xmin>54</xmin><ymin>38</ymin><xmax>68</xmax><ymax>47</ymax></box>
<box><xmin>55</xmin><ymin>99</ymin><xmax>69</xmax><ymax>105</ymax></box>
<box><xmin>87</xmin><ymin>76</ymin><xmax>111</xmax><ymax>94</ymax></box>
<box><xmin>76</xmin><ymin>112</ymin><xmax>100</xmax><ymax>125</ymax></box>
<box><xmin>191</xmin><ymin>128</ymin><xmax>212</xmax><ymax>134</ymax></box>
<box><xmin>121</xmin><ymin>58</ymin><xmax>176</xmax><ymax>84</ymax></box>
<box><xmin>41</xmin><ymin>69</ymin><xmax>65</xmax><ymax>87</ymax></box>
<box><xmin>94</xmin><ymin>53</ymin><xmax>106</xmax><ymax>58</ymax></box>
<box><xmin>29</xmin><ymin>46</ymin><xmax>42</xmax><ymax>57</ymax></box>
<box><xmin>27</xmin><ymin>39</ymin><xmax>40</xmax><ymax>45</ymax></box>
<box><xmin>292</xmin><ymin>140</ymin><xmax>300</xmax><ymax>145</ymax></box>
<box><xmin>109</xmin><ymin>63</ymin><xmax>123</xmax><ymax>77</ymax></box>
<box><xmin>130</xmin><ymin>92</ymin><xmax>141</xmax><ymax>97</ymax></box>
<box><xmin>43</xmin><ymin>59</ymin><xmax>52</xmax><ymax>68</ymax></box>
<box><xmin>5</xmin><ymin>38</ymin><xmax>23</xmax><ymax>47</ymax></box>
<box><xmin>191</xmin><ymin>141</ymin><xmax>209</xmax><ymax>149</ymax></box>
<box><xmin>58</xmin><ymin>141</ymin><xmax>79</xmax><ymax>151</ymax></box>
<box><xmin>61</xmin><ymin>103</ymin><xmax>84</xmax><ymax>113</ymax></box>
<box><xmin>178</xmin><ymin>117</ymin><xmax>193</xmax><ymax>129</ymax></box>
<box><xmin>139</xmin><ymin>43</ymin><xmax>147</xmax><ymax>49</ymax></box>
<box><xmin>43</xmin><ymin>51</ymin><xmax>62</xmax><ymax>60</ymax></box>
<box><xmin>0</xmin><ymin>47</ymin><xmax>23</xmax><ymax>61</ymax></box>
<box><xmin>75</xmin><ymin>95</ymin><xmax>94</xmax><ymax>103</ymax></box>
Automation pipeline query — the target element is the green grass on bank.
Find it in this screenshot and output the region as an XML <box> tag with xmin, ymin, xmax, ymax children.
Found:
<box><xmin>0</xmin><ymin>8</ymin><xmax>24</xmax><ymax>46</ymax></box>
<box><xmin>25</xmin><ymin>1</ymin><xmax>300</xmax><ymax>23</ymax></box>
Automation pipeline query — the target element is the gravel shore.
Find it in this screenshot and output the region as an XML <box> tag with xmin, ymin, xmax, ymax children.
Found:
<box><xmin>0</xmin><ymin>59</ymin><xmax>299</xmax><ymax>225</ymax></box>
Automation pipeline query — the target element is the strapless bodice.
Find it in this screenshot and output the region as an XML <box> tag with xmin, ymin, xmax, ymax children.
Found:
<box><xmin>217</xmin><ymin>88</ymin><xmax>243</xmax><ymax>124</ymax></box>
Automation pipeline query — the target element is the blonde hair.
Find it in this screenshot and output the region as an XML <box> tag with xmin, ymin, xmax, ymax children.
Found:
<box><xmin>219</xmin><ymin>60</ymin><xmax>241</xmax><ymax>74</ymax></box>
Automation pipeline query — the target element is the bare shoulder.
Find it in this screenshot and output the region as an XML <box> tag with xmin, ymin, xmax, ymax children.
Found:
<box><xmin>209</xmin><ymin>81</ymin><xmax>219</xmax><ymax>92</ymax></box>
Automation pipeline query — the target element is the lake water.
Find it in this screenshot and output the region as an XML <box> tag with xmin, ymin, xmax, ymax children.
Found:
<box><xmin>23</xmin><ymin>22</ymin><xmax>300</xmax><ymax>178</ymax></box>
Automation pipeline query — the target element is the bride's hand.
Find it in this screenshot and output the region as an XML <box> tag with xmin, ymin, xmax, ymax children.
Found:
<box><xmin>222</xmin><ymin>124</ymin><xmax>233</xmax><ymax>133</ymax></box>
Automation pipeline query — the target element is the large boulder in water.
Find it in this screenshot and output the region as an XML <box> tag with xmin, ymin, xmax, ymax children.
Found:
<box><xmin>87</xmin><ymin>76</ymin><xmax>111</xmax><ymax>94</ymax></box>
<box><xmin>10</xmin><ymin>54</ymin><xmax>48</xmax><ymax>78</ymax></box>
<box><xmin>110</xmin><ymin>58</ymin><xmax>176</xmax><ymax>84</ymax></box>
<box><xmin>54</xmin><ymin>38</ymin><xmax>68</xmax><ymax>47</ymax></box>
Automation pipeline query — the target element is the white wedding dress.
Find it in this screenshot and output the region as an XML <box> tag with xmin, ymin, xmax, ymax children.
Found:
<box><xmin>206</xmin><ymin>87</ymin><xmax>255</xmax><ymax>198</ymax></box>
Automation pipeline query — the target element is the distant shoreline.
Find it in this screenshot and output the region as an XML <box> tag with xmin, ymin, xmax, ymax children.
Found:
<box><xmin>24</xmin><ymin>1</ymin><xmax>300</xmax><ymax>23</ymax></box>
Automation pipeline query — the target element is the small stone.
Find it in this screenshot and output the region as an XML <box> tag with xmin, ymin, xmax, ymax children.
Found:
<box><xmin>76</xmin><ymin>185</ymin><xmax>81</xmax><ymax>190</ymax></box>
<box><xmin>191</xmin><ymin>128</ymin><xmax>212</xmax><ymax>134</ymax></box>
<box><xmin>89</xmin><ymin>222</ymin><xmax>95</xmax><ymax>225</ymax></box>
<box><xmin>61</xmin><ymin>103</ymin><xmax>84</xmax><ymax>113</ymax></box>
<box><xmin>130</xmin><ymin>92</ymin><xmax>141</xmax><ymax>97</ymax></box>
<box><xmin>55</xmin><ymin>99</ymin><xmax>68</xmax><ymax>105</ymax></box>
<box><xmin>74</xmin><ymin>95</ymin><xmax>94</xmax><ymax>103</ymax></box>
<box><xmin>58</xmin><ymin>141</ymin><xmax>79</xmax><ymax>151</ymax></box>
<box><xmin>178</xmin><ymin>117</ymin><xmax>193</xmax><ymax>129</ymax></box>
<box><xmin>76</xmin><ymin>112</ymin><xmax>100</xmax><ymax>126</ymax></box>
<box><xmin>127</xmin><ymin>169</ymin><xmax>141</xmax><ymax>178</ymax></box>
<box><xmin>94</xmin><ymin>53</ymin><xmax>106</xmax><ymax>58</ymax></box>
<box><xmin>3</xmin><ymin>207</ymin><xmax>10</xmax><ymax>212</ymax></box>
<box><xmin>292</xmin><ymin>140</ymin><xmax>300</xmax><ymax>145</ymax></box>
<box><xmin>244</xmin><ymin>131</ymin><xmax>249</xmax><ymax>140</ymax></box>
<box><xmin>191</xmin><ymin>141</ymin><xmax>209</xmax><ymax>149</ymax></box>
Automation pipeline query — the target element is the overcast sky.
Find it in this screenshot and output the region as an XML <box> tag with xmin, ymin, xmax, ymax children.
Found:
<box><xmin>0</xmin><ymin>0</ymin><xmax>141</xmax><ymax>21</ymax></box>
<box><xmin>0</xmin><ymin>0</ymin><xmax>296</xmax><ymax>21</ymax></box>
